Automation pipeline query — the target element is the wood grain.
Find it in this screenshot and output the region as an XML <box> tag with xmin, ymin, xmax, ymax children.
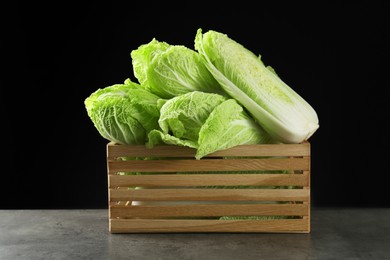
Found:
<box><xmin>106</xmin><ymin>142</ymin><xmax>311</xmax><ymax>233</ymax></box>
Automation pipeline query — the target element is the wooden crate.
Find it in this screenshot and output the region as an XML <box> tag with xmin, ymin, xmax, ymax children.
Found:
<box><xmin>107</xmin><ymin>141</ymin><xmax>311</xmax><ymax>233</ymax></box>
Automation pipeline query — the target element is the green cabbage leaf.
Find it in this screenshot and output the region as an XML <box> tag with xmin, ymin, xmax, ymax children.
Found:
<box><xmin>84</xmin><ymin>79</ymin><xmax>161</xmax><ymax>145</ymax></box>
<box><xmin>131</xmin><ymin>39</ymin><xmax>225</xmax><ymax>98</ymax></box>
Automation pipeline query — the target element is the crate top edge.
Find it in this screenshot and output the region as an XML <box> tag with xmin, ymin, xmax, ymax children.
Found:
<box><xmin>107</xmin><ymin>141</ymin><xmax>310</xmax><ymax>157</ymax></box>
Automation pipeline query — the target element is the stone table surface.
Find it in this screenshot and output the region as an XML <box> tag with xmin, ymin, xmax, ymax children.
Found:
<box><xmin>0</xmin><ymin>207</ymin><xmax>389</xmax><ymax>260</ymax></box>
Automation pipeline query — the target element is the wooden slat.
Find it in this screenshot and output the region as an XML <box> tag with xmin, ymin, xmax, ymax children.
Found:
<box><xmin>108</xmin><ymin>174</ymin><xmax>309</xmax><ymax>188</ymax></box>
<box><xmin>107</xmin><ymin>142</ymin><xmax>196</xmax><ymax>159</ymax></box>
<box><xmin>107</xmin><ymin>141</ymin><xmax>310</xmax><ymax>159</ymax></box>
<box><xmin>109</xmin><ymin>219</ymin><xmax>309</xmax><ymax>233</ymax></box>
<box><xmin>108</xmin><ymin>157</ymin><xmax>310</xmax><ymax>173</ymax></box>
<box><xmin>109</xmin><ymin>203</ymin><xmax>309</xmax><ymax>218</ymax></box>
<box><xmin>109</xmin><ymin>188</ymin><xmax>309</xmax><ymax>202</ymax></box>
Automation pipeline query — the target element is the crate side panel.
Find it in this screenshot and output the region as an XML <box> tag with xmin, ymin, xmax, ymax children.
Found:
<box><xmin>107</xmin><ymin>142</ymin><xmax>311</xmax><ymax>233</ymax></box>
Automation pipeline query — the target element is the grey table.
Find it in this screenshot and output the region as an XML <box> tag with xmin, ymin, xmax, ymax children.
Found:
<box><xmin>0</xmin><ymin>208</ymin><xmax>389</xmax><ymax>260</ymax></box>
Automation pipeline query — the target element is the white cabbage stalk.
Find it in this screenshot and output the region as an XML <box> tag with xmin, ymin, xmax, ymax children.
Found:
<box><xmin>195</xmin><ymin>29</ymin><xmax>319</xmax><ymax>143</ymax></box>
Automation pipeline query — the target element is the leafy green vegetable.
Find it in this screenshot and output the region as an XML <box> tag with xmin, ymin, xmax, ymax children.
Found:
<box><xmin>147</xmin><ymin>91</ymin><xmax>274</xmax><ymax>159</ymax></box>
<box><xmin>158</xmin><ymin>91</ymin><xmax>227</xmax><ymax>140</ymax></box>
<box><xmin>195</xmin><ymin>28</ymin><xmax>319</xmax><ymax>144</ymax></box>
<box><xmin>131</xmin><ymin>38</ymin><xmax>225</xmax><ymax>98</ymax></box>
<box><xmin>196</xmin><ymin>99</ymin><xmax>274</xmax><ymax>159</ymax></box>
<box><xmin>131</xmin><ymin>38</ymin><xmax>170</xmax><ymax>88</ymax></box>
<box><xmin>84</xmin><ymin>79</ymin><xmax>161</xmax><ymax>145</ymax></box>
<box><xmin>147</xmin><ymin>129</ymin><xmax>199</xmax><ymax>149</ymax></box>
<box><xmin>86</xmin><ymin>27</ymin><xmax>319</xmax><ymax>158</ymax></box>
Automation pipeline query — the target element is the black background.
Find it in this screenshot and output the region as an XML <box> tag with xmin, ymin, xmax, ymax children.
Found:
<box><xmin>1</xmin><ymin>2</ymin><xmax>388</xmax><ymax>209</ymax></box>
